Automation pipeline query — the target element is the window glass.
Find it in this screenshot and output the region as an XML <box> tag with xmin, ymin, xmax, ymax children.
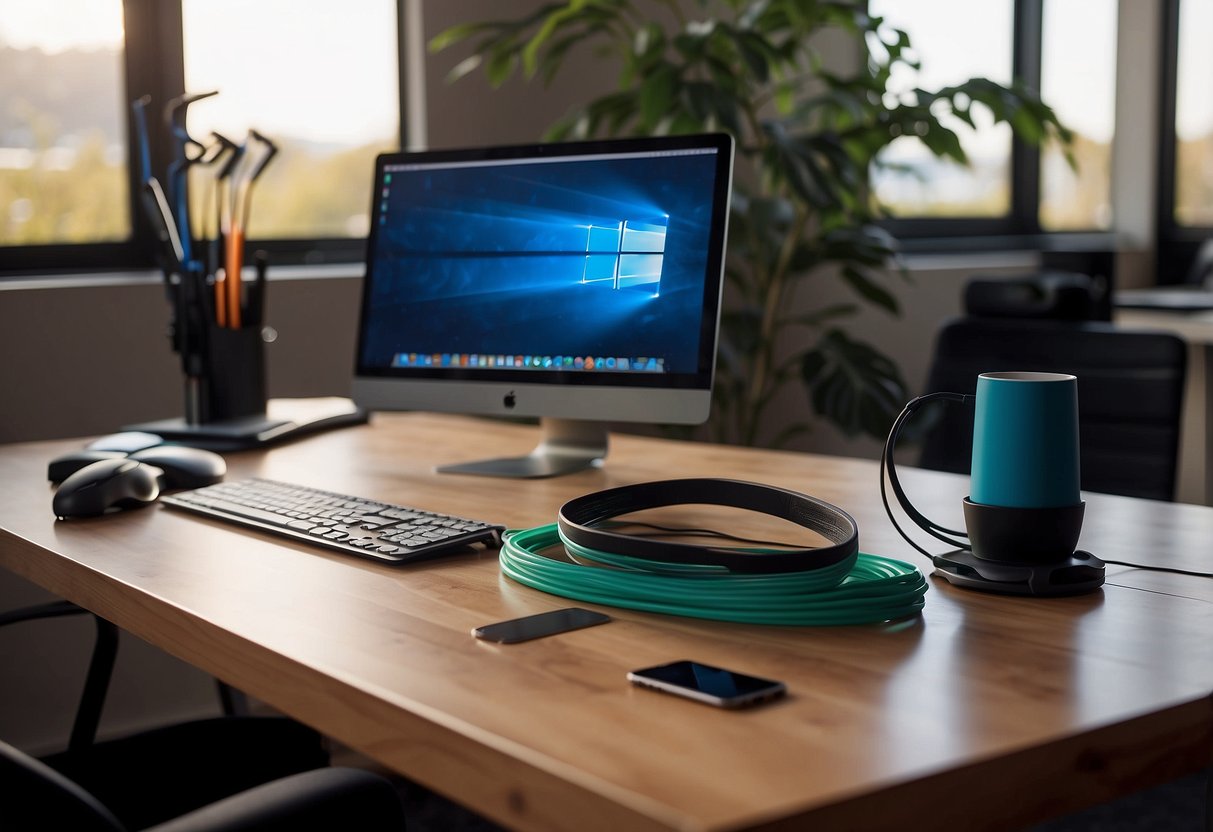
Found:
<box><xmin>1039</xmin><ymin>0</ymin><xmax>1116</xmax><ymax>231</ymax></box>
<box><xmin>182</xmin><ymin>1</ymin><xmax>399</xmax><ymax>241</ymax></box>
<box><xmin>1175</xmin><ymin>0</ymin><xmax>1213</xmax><ymax>226</ymax></box>
<box><xmin>0</xmin><ymin>0</ymin><xmax>128</xmax><ymax>245</ymax></box>
<box><xmin>868</xmin><ymin>0</ymin><xmax>1014</xmax><ymax>218</ymax></box>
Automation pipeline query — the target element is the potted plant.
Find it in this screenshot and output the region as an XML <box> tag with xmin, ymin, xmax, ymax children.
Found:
<box><xmin>432</xmin><ymin>1</ymin><xmax>1072</xmax><ymax>447</ymax></box>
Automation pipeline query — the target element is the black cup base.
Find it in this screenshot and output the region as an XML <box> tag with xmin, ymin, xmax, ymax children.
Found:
<box><xmin>963</xmin><ymin>498</ymin><xmax>1085</xmax><ymax>563</ymax></box>
<box><xmin>933</xmin><ymin>549</ymin><xmax>1105</xmax><ymax>597</ymax></box>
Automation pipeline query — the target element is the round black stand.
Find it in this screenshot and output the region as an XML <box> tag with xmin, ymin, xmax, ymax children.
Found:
<box><xmin>932</xmin><ymin>549</ymin><xmax>1105</xmax><ymax>596</ymax></box>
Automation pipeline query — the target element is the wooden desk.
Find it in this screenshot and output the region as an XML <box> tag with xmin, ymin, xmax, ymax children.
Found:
<box><xmin>2</xmin><ymin>414</ymin><xmax>1211</xmax><ymax>831</ymax></box>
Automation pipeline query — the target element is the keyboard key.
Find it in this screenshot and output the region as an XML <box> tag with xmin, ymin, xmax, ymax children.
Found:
<box><xmin>160</xmin><ymin>479</ymin><xmax>504</xmax><ymax>565</ymax></box>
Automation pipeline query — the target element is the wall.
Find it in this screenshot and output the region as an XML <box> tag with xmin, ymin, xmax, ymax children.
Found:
<box><xmin>0</xmin><ymin>269</ymin><xmax>362</xmax><ymax>444</ymax></box>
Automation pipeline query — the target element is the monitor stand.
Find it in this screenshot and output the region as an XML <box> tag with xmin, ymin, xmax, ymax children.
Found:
<box><xmin>438</xmin><ymin>418</ymin><xmax>608</xmax><ymax>478</ymax></box>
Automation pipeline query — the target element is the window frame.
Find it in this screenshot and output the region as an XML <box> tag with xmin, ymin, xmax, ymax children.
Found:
<box><xmin>876</xmin><ymin>0</ymin><xmax>1124</xmax><ymax>251</ymax></box>
<box><xmin>1155</xmin><ymin>0</ymin><xmax>1209</xmax><ymax>285</ymax></box>
<box><xmin>0</xmin><ymin>0</ymin><xmax>406</xmax><ymax>277</ymax></box>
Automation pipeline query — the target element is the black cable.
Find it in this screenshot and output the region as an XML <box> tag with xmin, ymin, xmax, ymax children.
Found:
<box><xmin>1100</xmin><ymin>560</ymin><xmax>1213</xmax><ymax>579</ymax></box>
<box><xmin>882</xmin><ymin>394</ymin><xmax>1213</xmax><ymax>581</ymax></box>
<box><xmin>881</xmin><ymin>393</ymin><xmax>974</xmax><ymax>559</ymax></box>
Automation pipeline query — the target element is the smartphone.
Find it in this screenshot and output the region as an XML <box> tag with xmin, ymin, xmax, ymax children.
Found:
<box><xmin>627</xmin><ymin>660</ymin><xmax>787</xmax><ymax>709</ymax></box>
<box><xmin>473</xmin><ymin>607</ymin><xmax>611</xmax><ymax>644</ymax></box>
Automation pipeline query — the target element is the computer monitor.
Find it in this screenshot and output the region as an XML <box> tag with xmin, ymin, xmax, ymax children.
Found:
<box><xmin>352</xmin><ymin>133</ymin><xmax>734</xmax><ymax>477</ymax></box>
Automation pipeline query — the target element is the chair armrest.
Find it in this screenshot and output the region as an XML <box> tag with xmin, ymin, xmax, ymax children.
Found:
<box><xmin>147</xmin><ymin>767</ymin><xmax>406</xmax><ymax>832</ymax></box>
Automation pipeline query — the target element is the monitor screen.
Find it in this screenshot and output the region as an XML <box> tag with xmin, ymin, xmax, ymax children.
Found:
<box><xmin>352</xmin><ymin>134</ymin><xmax>734</xmax><ymax>476</ymax></box>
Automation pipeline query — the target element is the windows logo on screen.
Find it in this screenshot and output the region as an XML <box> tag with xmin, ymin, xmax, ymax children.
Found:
<box><xmin>581</xmin><ymin>216</ymin><xmax>668</xmax><ymax>296</ymax></box>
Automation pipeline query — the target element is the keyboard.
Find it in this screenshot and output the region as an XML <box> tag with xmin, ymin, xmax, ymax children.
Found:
<box><xmin>161</xmin><ymin>478</ymin><xmax>505</xmax><ymax>565</ymax></box>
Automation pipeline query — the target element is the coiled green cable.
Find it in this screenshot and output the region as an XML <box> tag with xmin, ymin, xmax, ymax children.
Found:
<box><xmin>500</xmin><ymin>524</ymin><xmax>928</xmax><ymax>626</ymax></box>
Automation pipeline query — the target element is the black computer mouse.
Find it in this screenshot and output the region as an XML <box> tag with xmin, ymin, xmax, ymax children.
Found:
<box><xmin>129</xmin><ymin>446</ymin><xmax>227</xmax><ymax>490</ymax></box>
<box><xmin>84</xmin><ymin>431</ymin><xmax>163</xmax><ymax>453</ymax></box>
<box><xmin>47</xmin><ymin>449</ymin><xmax>129</xmax><ymax>483</ymax></box>
<box><xmin>52</xmin><ymin>459</ymin><xmax>162</xmax><ymax>519</ymax></box>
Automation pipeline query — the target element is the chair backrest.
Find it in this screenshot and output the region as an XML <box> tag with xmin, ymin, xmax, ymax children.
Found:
<box><xmin>918</xmin><ymin>318</ymin><xmax>1187</xmax><ymax>502</ymax></box>
<box><xmin>1184</xmin><ymin>237</ymin><xmax>1213</xmax><ymax>288</ymax></box>
<box><xmin>963</xmin><ymin>271</ymin><xmax>1106</xmax><ymax>321</ymax></box>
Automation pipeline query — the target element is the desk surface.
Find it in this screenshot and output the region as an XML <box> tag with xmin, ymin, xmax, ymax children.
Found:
<box><xmin>1117</xmin><ymin>305</ymin><xmax>1213</xmax><ymax>344</ymax></box>
<box><xmin>2</xmin><ymin>414</ymin><xmax>1212</xmax><ymax>832</ymax></box>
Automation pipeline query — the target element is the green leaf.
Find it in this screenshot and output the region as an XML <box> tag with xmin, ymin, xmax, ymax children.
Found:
<box><xmin>521</xmin><ymin>3</ymin><xmax>588</xmax><ymax>78</ymax></box>
<box><xmin>800</xmin><ymin>329</ymin><xmax>908</xmax><ymax>440</ymax></box>
<box><xmin>916</xmin><ymin>121</ymin><xmax>966</xmax><ymax>163</ymax></box>
<box><xmin>839</xmin><ymin>266</ymin><xmax>899</xmax><ymax>314</ymax></box>
<box><xmin>734</xmin><ymin>31</ymin><xmax>770</xmax><ymax>82</ymax></box>
<box><xmin>428</xmin><ymin>22</ymin><xmax>492</xmax><ymax>53</ymax></box>
<box><xmin>640</xmin><ymin>65</ymin><xmax>678</xmax><ymax>130</ymax></box>
<box><xmin>485</xmin><ymin>49</ymin><xmax>519</xmax><ymax>87</ymax></box>
<box><xmin>633</xmin><ymin>22</ymin><xmax>665</xmax><ymax>61</ymax></box>
<box><xmin>683</xmin><ymin>82</ymin><xmax>715</xmax><ymax>121</ymax></box>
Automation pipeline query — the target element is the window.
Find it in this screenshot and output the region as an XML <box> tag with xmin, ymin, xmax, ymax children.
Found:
<box><xmin>1039</xmin><ymin>0</ymin><xmax>1117</xmax><ymax>231</ymax></box>
<box><xmin>869</xmin><ymin>0</ymin><xmax>1014</xmax><ymax>220</ymax></box>
<box><xmin>582</xmin><ymin>218</ymin><xmax>667</xmax><ymax>295</ymax></box>
<box><xmin>0</xmin><ymin>0</ymin><xmax>128</xmax><ymax>246</ymax></box>
<box><xmin>1</xmin><ymin>0</ymin><xmax>402</xmax><ymax>273</ymax></box>
<box><xmin>869</xmin><ymin>0</ymin><xmax>1117</xmax><ymax>238</ymax></box>
<box><xmin>1172</xmin><ymin>0</ymin><xmax>1213</xmax><ymax>227</ymax></box>
<box><xmin>1158</xmin><ymin>0</ymin><xmax>1213</xmax><ymax>282</ymax></box>
<box><xmin>181</xmin><ymin>0</ymin><xmax>398</xmax><ymax>241</ymax></box>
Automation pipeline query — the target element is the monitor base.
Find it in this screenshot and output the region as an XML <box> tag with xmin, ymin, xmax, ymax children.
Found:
<box><xmin>438</xmin><ymin>418</ymin><xmax>608</xmax><ymax>479</ymax></box>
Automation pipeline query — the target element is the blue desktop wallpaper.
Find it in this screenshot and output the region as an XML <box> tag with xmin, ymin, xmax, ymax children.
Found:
<box><xmin>360</xmin><ymin>151</ymin><xmax>721</xmax><ymax>375</ymax></box>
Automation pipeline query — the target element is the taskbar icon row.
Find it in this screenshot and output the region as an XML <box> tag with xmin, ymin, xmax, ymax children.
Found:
<box><xmin>391</xmin><ymin>353</ymin><xmax>666</xmax><ymax>373</ymax></box>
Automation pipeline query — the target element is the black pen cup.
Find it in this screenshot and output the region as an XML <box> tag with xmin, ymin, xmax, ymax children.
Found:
<box><xmin>196</xmin><ymin>324</ymin><xmax>267</xmax><ymax>424</ymax></box>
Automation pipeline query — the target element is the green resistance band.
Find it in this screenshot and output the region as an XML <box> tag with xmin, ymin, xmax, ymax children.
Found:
<box><xmin>500</xmin><ymin>524</ymin><xmax>928</xmax><ymax>627</ymax></box>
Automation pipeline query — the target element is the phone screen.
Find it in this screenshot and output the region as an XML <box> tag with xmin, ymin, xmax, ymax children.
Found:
<box><xmin>473</xmin><ymin>607</ymin><xmax>611</xmax><ymax>644</ymax></box>
<box><xmin>627</xmin><ymin>660</ymin><xmax>787</xmax><ymax>708</ymax></box>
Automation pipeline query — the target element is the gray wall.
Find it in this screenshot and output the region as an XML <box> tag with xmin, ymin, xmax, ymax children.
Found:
<box><xmin>0</xmin><ymin>270</ymin><xmax>362</xmax><ymax>445</ymax></box>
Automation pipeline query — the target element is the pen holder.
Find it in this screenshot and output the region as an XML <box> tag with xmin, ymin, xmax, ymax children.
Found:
<box><xmin>195</xmin><ymin>323</ymin><xmax>267</xmax><ymax>424</ymax></box>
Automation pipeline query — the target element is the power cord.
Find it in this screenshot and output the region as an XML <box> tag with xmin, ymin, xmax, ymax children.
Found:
<box><xmin>881</xmin><ymin>392</ymin><xmax>1213</xmax><ymax>580</ymax></box>
<box><xmin>880</xmin><ymin>392</ymin><xmax>973</xmax><ymax>559</ymax></box>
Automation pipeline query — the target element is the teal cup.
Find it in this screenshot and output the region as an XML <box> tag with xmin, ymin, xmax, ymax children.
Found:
<box><xmin>970</xmin><ymin>372</ymin><xmax>1080</xmax><ymax>509</ymax></box>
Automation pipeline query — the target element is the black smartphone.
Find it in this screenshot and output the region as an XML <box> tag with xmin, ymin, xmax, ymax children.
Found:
<box><xmin>627</xmin><ymin>660</ymin><xmax>787</xmax><ymax>709</ymax></box>
<box><xmin>473</xmin><ymin>607</ymin><xmax>611</xmax><ymax>644</ymax></box>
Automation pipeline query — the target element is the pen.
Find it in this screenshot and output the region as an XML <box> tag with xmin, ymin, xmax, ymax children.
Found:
<box><xmin>141</xmin><ymin>177</ymin><xmax>184</xmax><ymax>270</ymax></box>
<box><xmin>214</xmin><ymin>138</ymin><xmax>247</xmax><ymax>328</ymax></box>
<box><xmin>226</xmin><ymin>225</ymin><xmax>243</xmax><ymax>329</ymax></box>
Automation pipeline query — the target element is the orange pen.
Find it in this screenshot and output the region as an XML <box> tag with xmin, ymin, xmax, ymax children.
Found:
<box><xmin>226</xmin><ymin>225</ymin><xmax>243</xmax><ymax>329</ymax></box>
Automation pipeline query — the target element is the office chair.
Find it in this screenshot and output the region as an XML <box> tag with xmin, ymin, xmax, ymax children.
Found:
<box><xmin>918</xmin><ymin>317</ymin><xmax>1187</xmax><ymax>502</ymax></box>
<box><xmin>0</xmin><ymin>601</ymin><xmax>407</xmax><ymax>830</ymax></box>
<box><xmin>1183</xmin><ymin>237</ymin><xmax>1213</xmax><ymax>289</ymax></box>
<box><xmin>962</xmin><ymin>270</ymin><xmax>1105</xmax><ymax>321</ymax></box>
<box><xmin>1</xmin><ymin>738</ymin><xmax>407</xmax><ymax>831</ymax></box>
